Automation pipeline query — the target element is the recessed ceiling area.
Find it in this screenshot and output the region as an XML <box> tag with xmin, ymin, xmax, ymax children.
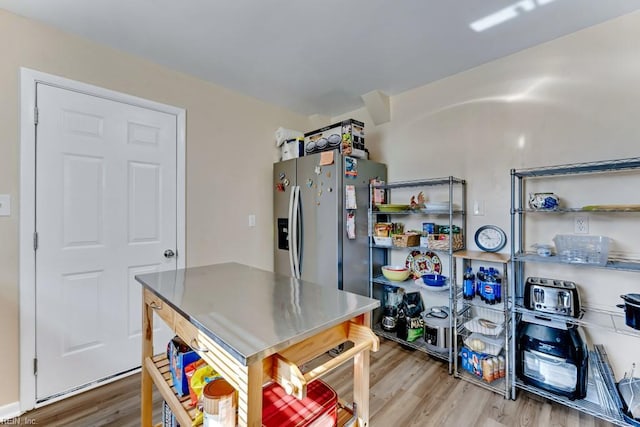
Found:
<box><xmin>1</xmin><ymin>0</ymin><xmax>639</xmax><ymax>117</ymax></box>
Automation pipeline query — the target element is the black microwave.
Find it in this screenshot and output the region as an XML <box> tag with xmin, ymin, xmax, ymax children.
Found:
<box><xmin>517</xmin><ymin>316</ymin><xmax>588</xmax><ymax>400</ymax></box>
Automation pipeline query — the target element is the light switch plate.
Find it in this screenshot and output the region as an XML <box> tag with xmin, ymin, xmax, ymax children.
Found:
<box><xmin>0</xmin><ymin>194</ymin><xmax>11</xmax><ymax>216</ymax></box>
<box><xmin>473</xmin><ymin>200</ymin><xmax>485</xmax><ymax>216</ymax></box>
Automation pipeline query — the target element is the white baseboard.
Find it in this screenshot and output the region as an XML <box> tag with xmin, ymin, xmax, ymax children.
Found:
<box><xmin>0</xmin><ymin>401</ymin><xmax>22</xmax><ymax>422</ymax></box>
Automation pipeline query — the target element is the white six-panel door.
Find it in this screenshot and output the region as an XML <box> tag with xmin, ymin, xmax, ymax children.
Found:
<box><xmin>35</xmin><ymin>83</ymin><xmax>178</xmax><ymax>400</ymax></box>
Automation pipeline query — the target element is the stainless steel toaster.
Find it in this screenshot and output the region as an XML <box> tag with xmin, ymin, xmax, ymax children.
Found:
<box><xmin>524</xmin><ymin>277</ymin><xmax>581</xmax><ymax>317</ymax></box>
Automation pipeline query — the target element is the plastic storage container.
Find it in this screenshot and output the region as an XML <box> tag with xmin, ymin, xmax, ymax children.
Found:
<box><xmin>553</xmin><ymin>234</ymin><xmax>610</xmax><ymax>266</ymax></box>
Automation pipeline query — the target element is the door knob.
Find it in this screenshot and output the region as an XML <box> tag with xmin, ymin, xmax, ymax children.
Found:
<box><xmin>164</xmin><ymin>249</ymin><xmax>176</xmax><ymax>258</ymax></box>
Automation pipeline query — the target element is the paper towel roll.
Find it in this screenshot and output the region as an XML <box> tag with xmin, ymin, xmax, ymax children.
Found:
<box><xmin>275</xmin><ymin>127</ymin><xmax>303</xmax><ymax>146</ymax></box>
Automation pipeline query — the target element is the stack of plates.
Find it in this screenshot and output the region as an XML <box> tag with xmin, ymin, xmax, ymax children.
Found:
<box><xmin>422</xmin><ymin>202</ymin><xmax>460</xmax><ymax>212</ymax></box>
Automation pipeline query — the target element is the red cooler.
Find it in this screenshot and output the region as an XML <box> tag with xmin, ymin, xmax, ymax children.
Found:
<box><xmin>262</xmin><ymin>380</ymin><xmax>338</xmax><ymax>427</ymax></box>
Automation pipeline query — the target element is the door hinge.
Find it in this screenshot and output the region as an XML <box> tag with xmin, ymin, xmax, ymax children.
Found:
<box><xmin>34</xmin><ymin>106</ymin><xmax>39</xmax><ymax>125</ymax></box>
<box><xmin>33</xmin><ymin>358</ymin><xmax>38</xmax><ymax>376</ymax></box>
<box><xmin>33</xmin><ymin>232</ymin><xmax>38</xmax><ymax>251</ymax></box>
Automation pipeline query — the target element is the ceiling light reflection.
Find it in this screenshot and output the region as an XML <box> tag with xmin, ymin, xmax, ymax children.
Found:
<box><xmin>470</xmin><ymin>0</ymin><xmax>560</xmax><ymax>32</ymax></box>
<box><xmin>405</xmin><ymin>76</ymin><xmax>555</xmax><ymax>126</ymax></box>
<box><xmin>518</xmin><ymin>135</ymin><xmax>527</xmax><ymax>150</ymax></box>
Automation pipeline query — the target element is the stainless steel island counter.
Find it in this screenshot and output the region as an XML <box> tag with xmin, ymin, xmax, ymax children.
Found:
<box><xmin>137</xmin><ymin>262</ymin><xmax>380</xmax><ymax>427</ymax></box>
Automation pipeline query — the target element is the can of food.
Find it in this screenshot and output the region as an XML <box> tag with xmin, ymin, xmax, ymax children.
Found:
<box><xmin>203</xmin><ymin>378</ymin><xmax>236</xmax><ymax>427</ymax></box>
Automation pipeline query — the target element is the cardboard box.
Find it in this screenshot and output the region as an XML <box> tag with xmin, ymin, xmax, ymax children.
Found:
<box><xmin>168</xmin><ymin>336</ymin><xmax>201</xmax><ymax>397</ymax></box>
<box><xmin>303</xmin><ymin>119</ymin><xmax>365</xmax><ymax>156</ymax></box>
<box><xmin>460</xmin><ymin>346</ymin><xmax>489</xmax><ymax>378</ymax></box>
<box><xmin>280</xmin><ymin>137</ymin><xmax>304</xmax><ymax>161</ymax></box>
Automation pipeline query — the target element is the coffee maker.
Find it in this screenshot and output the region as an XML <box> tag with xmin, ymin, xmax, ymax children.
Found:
<box><xmin>381</xmin><ymin>285</ymin><xmax>403</xmax><ymax>332</ymax></box>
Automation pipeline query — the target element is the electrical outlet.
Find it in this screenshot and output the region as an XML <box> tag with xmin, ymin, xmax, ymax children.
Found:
<box><xmin>574</xmin><ymin>216</ymin><xmax>588</xmax><ymax>234</ymax></box>
<box><xmin>248</xmin><ymin>214</ymin><xmax>256</xmax><ymax>227</ymax></box>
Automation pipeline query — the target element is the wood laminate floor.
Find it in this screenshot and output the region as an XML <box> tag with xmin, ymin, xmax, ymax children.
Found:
<box><xmin>16</xmin><ymin>338</ymin><xmax>616</xmax><ymax>427</ymax></box>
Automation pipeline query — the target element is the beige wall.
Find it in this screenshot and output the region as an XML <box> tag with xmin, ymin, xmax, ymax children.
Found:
<box><xmin>337</xmin><ymin>11</ymin><xmax>640</xmax><ymax>377</ymax></box>
<box><xmin>0</xmin><ymin>9</ymin><xmax>309</xmax><ymax>407</ymax></box>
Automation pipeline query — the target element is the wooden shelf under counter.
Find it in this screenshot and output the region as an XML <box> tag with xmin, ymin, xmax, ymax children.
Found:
<box><xmin>146</xmin><ymin>353</ymin><xmax>357</xmax><ymax>427</ymax></box>
<box><xmin>145</xmin><ymin>354</ymin><xmax>199</xmax><ymax>427</ymax></box>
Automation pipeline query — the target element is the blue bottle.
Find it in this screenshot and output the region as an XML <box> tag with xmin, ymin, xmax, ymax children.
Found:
<box><xmin>488</xmin><ymin>268</ymin><xmax>502</xmax><ymax>304</ymax></box>
<box><xmin>495</xmin><ymin>277</ymin><xmax>502</xmax><ymax>304</ymax></box>
<box><xmin>484</xmin><ymin>269</ymin><xmax>496</xmax><ymax>305</ymax></box>
<box><xmin>463</xmin><ymin>267</ymin><xmax>475</xmax><ymax>300</ymax></box>
<box><xmin>476</xmin><ymin>267</ymin><xmax>486</xmax><ymax>298</ymax></box>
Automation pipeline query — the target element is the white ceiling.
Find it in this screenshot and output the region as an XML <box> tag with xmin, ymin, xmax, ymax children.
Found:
<box><xmin>2</xmin><ymin>0</ymin><xmax>640</xmax><ymax>117</ymax></box>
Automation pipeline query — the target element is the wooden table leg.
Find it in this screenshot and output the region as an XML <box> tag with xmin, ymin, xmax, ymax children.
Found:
<box><xmin>141</xmin><ymin>296</ymin><xmax>154</xmax><ymax>427</ymax></box>
<box><xmin>353</xmin><ymin>312</ymin><xmax>371</xmax><ymax>427</ymax></box>
<box><xmin>236</xmin><ymin>361</ymin><xmax>263</xmax><ymax>427</ymax></box>
<box><xmin>353</xmin><ymin>349</ymin><xmax>371</xmax><ymax>427</ymax></box>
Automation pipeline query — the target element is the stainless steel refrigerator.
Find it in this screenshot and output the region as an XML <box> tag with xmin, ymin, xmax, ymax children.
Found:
<box><xmin>273</xmin><ymin>151</ymin><xmax>386</xmax><ymax>296</ymax></box>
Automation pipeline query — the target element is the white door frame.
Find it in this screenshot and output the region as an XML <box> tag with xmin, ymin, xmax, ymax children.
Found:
<box><xmin>19</xmin><ymin>67</ymin><xmax>186</xmax><ymax>412</ymax></box>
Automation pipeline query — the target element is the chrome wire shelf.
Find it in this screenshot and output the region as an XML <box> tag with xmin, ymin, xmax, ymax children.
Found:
<box><xmin>513</xmin><ymin>302</ymin><xmax>640</xmax><ymax>339</ymax></box>
<box><xmin>511</xmin><ymin>156</ymin><xmax>640</xmax><ymax>424</ymax></box>
<box><xmin>370</xmin><ymin>275</ymin><xmax>452</xmax><ymax>292</ymax></box>
<box><xmin>514</xmin><ymin>207</ymin><xmax>640</xmax><ymax>214</ymax></box>
<box><xmin>368</xmin><ymin>209</ymin><xmax>465</xmax><ymax>215</ymax></box>
<box><xmin>369</xmin><ymin>243</ymin><xmax>464</xmax><ymax>254</ymax></box>
<box><xmin>512</xmin><ymin>252</ymin><xmax>640</xmax><ymax>272</ymax></box>
<box><xmin>371</xmin><ymin>176</ymin><xmax>466</xmax><ymax>189</ymax></box>
<box><xmin>373</xmin><ymin>325</ymin><xmax>450</xmax><ymax>362</ymax></box>
<box><xmin>511</xmin><ymin>157</ymin><xmax>640</xmax><ymax>178</ymax></box>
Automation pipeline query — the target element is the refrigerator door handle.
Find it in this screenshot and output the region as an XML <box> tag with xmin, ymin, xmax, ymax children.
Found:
<box><xmin>292</xmin><ymin>185</ymin><xmax>302</xmax><ymax>279</ymax></box>
<box><xmin>295</xmin><ymin>185</ymin><xmax>302</xmax><ymax>278</ymax></box>
<box><xmin>287</xmin><ymin>186</ymin><xmax>297</xmax><ymax>278</ymax></box>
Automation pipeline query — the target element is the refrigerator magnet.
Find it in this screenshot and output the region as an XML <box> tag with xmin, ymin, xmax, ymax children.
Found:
<box><xmin>345</xmin><ymin>157</ymin><xmax>358</xmax><ymax>177</ymax></box>
<box><xmin>346</xmin><ymin>212</ymin><xmax>356</xmax><ymax>239</ymax></box>
<box><xmin>306</xmin><ymin>179</ymin><xmax>313</xmax><ymax>188</ymax></box>
<box><xmin>345</xmin><ymin>185</ymin><xmax>357</xmax><ymax>209</ymax></box>
<box><xmin>319</xmin><ymin>151</ymin><xmax>334</xmax><ymax>166</ymax></box>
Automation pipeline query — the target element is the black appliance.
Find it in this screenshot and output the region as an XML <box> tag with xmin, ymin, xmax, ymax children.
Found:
<box><xmin>517</xmin><ymin>315</ymin><xmax>588</xmax><ymax>400</ymax></box>
<box><xmin>618</xmin><ymin>293</ymin><xmax>640</xmax><ymax>331</ymax></box>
